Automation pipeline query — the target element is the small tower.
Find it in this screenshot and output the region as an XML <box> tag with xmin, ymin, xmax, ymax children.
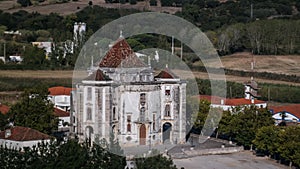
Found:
<box><xmin>244</xmin><ymin>54</ymin><xmax>260</xmax><ymax>100</ymax></box>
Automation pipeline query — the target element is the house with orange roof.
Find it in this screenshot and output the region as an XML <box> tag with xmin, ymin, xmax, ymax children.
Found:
<box><xmin>48</xmin><ymin>86</ymin><xmax>73</xmax><ymax>111</ymax></box>
<box><xmin>54</xmin><ymin>107</ymin><xmax>70</xmax><ymax>132</ymax></box>
<box><xmin>0</xmin><ymin>126</ymin><xmax>52</xmax><ymax>151</ymax></box>
<box><xmin>269</xmin><ymin>104</ymin><xmax>300</xmax><ymax>125</ymax></box>
<box><xmin>200</xmin><ymin>95</ymin><xmax>267</xmax><ymax>112</ymax></box>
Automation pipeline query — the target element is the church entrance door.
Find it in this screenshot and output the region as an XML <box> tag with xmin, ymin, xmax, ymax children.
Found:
<box><xmin>139</xmin><ymin>124</ymin><xmax>146</xmax><ymax>145</ymax></box>
<box><xmin>163</xmin><ymin>122</ymin><xmax>172</xmax><ymax>143</ymax></box>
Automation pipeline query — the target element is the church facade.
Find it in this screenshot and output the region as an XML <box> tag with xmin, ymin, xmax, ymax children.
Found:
<box><xmin>71</xmin><ymin>37</ymin><xmax>187</xmax><ymax>147</ymax></box>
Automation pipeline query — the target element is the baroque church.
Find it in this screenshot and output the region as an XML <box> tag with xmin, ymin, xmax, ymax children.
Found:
<box><xmin>71</xmin><ymin>35</ymin><xmax>187</xmax><ymax>147</ymax></box>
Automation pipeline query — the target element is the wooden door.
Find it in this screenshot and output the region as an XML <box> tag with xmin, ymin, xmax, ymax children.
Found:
<box><xmin>139</xmin><ymin>124</ymin><xmax>146</xmax><ymax>145</ymax></box>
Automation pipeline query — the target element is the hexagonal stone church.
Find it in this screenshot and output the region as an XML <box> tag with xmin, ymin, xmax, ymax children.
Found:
<box><xmin>71</xmin><ymin>36</ymin><xmax>187</xmax><ymax>148</ymax></box>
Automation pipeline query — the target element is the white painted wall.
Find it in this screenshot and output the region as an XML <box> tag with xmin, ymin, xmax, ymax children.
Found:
<box><xmin>0</xmin><ymin>139</ymin><xmax>51</xmax><ymax>151</ymax></box>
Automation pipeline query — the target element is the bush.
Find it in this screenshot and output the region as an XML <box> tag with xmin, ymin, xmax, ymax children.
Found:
<box><xmin>129</xmin><ymin>0</ymin><xmax>136</xmax><ymax>5</ymax></box>
<box><xmin>17</xmin><ymin>0</ymin><xmax>32</xmax><ymax>7</ymax></box>
<box><xmin>150</xmin><ymin>0</ymin><xmax>157</xmax><ymax>6</ymax></box>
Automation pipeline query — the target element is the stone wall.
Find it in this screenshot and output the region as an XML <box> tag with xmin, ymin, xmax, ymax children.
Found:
<box><xmin>170</xmin><ymin>146</ymin><xmax>244</xmax><ymax>159</ymax></box>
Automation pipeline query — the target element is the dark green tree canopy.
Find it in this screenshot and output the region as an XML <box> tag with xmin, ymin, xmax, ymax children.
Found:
<box><xmin>8</xmin><ymin>85</ymin><xmax>58</xmax><ymax>135</ymax></box>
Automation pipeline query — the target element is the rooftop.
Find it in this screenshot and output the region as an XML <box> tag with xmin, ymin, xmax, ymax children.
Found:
<box><xmin>54</xmin><ymin>107</ymin><xmax>70</xmax><ymax>117</ymax></box>
<box><xmin>200</xmin><ymin>95</ymin><xmax>266</xmax><ymax>106</ymax></box>
<box><xmin>85</xmin><ymin>69</ymin><xmax>111</xmax><ymax>81</ymax></box>
<box><xmin>0</xmin><ymin>126</ymin><xmax>52</xmax><ymax>141</ymax></box>
<box><xmin>0</xmin><ymin>104</ymin><xmax>9</xmax><ymax>115</ymax></box>
<box><xmin>99</xmin><ymin>38</ymin><xmax>146</xmax><ymax>68</ymax></box>
<box><xmin>155</xmin><ymin>69</ymin><xmax>177</xmax><ymax>79</ymax></box>
<box><xmin>269</xmin><ymin>104</ymin><xmax>300</xmax><ymax>119</ymax></box>
<box><xmin>48</xmin><ymin>86</ymin><xmax>73</xmax><ymax>96</ymax></box>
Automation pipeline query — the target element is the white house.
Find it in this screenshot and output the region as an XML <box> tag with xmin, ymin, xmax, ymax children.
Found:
<box><xmin>48</xmin><ymin>86</ymin><xmax>72</xmax><ymax>111</ymax></box>
<box><xmin>32</xmin><ymin>42</ymin><xmax>52</xmax><ymax>59</ymax></box>
<box><xmin>0</xmin><ymin>126</ymin><xmax>52</xmax><ymax>151</ymax></box>
<box><xmin>200</xmin><ymin>95</ymin><xmax>267</xmax><ymax>112</ymax></box>
<box><xmin>54</xmin><ymin>107</ymin><xmax>70</xmax><ymax>131</ymax></box>
<box><xmin>269</xmin><ymin>104</ymin><xmax>300</xmax><ymax>125</ymax></box>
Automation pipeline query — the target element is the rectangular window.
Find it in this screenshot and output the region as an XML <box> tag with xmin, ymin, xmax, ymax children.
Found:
<box><xmin>152</xmin><ymin>114</ymin><xmax>156</xmax><ymax>131</ymax></box>
<box><xmin>127</xmin><ymin>115</ymin><xmax>131</xmax><ymax>132</ymax></box>
<box><xmin>127</xmin><ymin>115</ymin><xmax>131</xmax><ymax>123</ymax></box>
<box><xmin>140</xmin><ymin>93</ymin><xmax>146</xmax><ymax>105</ymax></box>
<box><xmin>165</xmin><ymin>86</ymin><xmax>171</xmax><ymax>96</ymax></box>
<box><xmin>165</xmin><ymin>105</ymin><xmax>170</xmax><ymax>117</ymax></box>
<box><xmin>87</xmin><ymin>107</ymin><xmax>92</xmax><ymax>120</ymax></box>
<box><xmin>87</xmin><ymin>87</ymin><xmax>92</xmax><ymax>100</ymax></box>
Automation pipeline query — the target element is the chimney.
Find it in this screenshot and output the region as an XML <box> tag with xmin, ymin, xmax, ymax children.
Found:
<box><xmin>5</xmin><ymin>129</ymin><xmax>11</xmax><ymax>138</ymax></box>
<box><xmin>221</xmin><ymin>99</ymin><xmax>224</xmax><ymax>105</ymax></box>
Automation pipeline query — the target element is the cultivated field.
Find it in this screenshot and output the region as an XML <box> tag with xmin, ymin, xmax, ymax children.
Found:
<box><xmin>0</xmin><ymin>0</ymin><xmax>181</xmax><ymax>15</ymax></box>
<box><xmin>203</xmin><ymin>52</ymin><xmax>300</xmax><ymax>76</ymax></box>
<box><xmin>0</xmin><ymin>70</ymin><xmax>74</xmax><ymax>78</ymax></box>
<box><xmin>0</xmin><ymin>68</ymin><xmax>299</xmax><ymax>86</ymax></box>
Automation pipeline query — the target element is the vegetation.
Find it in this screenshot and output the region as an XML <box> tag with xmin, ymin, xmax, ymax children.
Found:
<box><xmin>191</xmin><ymin>98</ymin><xmax>300</xmax><ymax>168</ymax></box>
<box><xmin>192</xmin><ymin>101</ymin><xmax>274</xmax><ymax>148</ymax></box>
<box><xmin>7</xmin><ymin>85</ymin><xmax>58</xmax><ymax>135</ymax></box>
<box><xmin>135</xmin><ymin>152</ymin><xmax>177</xmax><ymax>169</ymax></box>
<box><xmin>253</xmin><ymin>126</ymin><xmax>300</xmax><ymax>168</ymax></box>
<box><xmin>178</xmin><ymin>0</ymin><xmax>300</xmax><ymax>31</ymax></box>
<box><xmin>0</xmin><ymin>138</ymin><xmax>178</xmax><ymax>169</ymax></box>
<box><xmin>0</xmin><ymin>139</ymin><xmax>126</xmax><ymax>169</ymax></box>
<box><xmin>0</xmin><ymin>76</ymin><xmax>72</xmax><ymax>91</ymax></box>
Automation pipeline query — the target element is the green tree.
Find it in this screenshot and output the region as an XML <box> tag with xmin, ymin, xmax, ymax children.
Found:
<box><xmin>23</xmin><ymin>45</ymin><xmax>47</xmax><ymax>66</ymax></box>
<box><xmin>8</xmin><ymin>85</ymin><xmax>58</xmax><ymax>135</ymax></box>
<box><xmin>253</xmin><ymin>126</ymin><xmax>280</xmax><ymax>157</ymax></box>
<box><xmin>17</xmin><ymin>0</ymin><xmax>32</xmax><ymax>7</ymax></box>
<box><xmin>277</xmin><ymin>126</ymin><xmax>300</xmax><ymax>168</ymax></box>
<box><xmin>129</xmin><ymin>0</ymin><xmax>137</xmax><ymax>5</ymax></box>
<box><xmin>218</xmin><ymin>106</ymin><xmax>274</xmax><ymax>149</ymax></box>
<box><xmin>233</xmin><ymin>106</ymin><xmax>274</xmax><ymax>148</ymax></box>
<box><xmin>0</xmin><ymin>113</ymin><xmax>9</xmax><ymax>130</ymax></box>
<box><xmin>135</xmin><ymin>152</ymin><xmax>177</xmax><ymax>169</ymax></box>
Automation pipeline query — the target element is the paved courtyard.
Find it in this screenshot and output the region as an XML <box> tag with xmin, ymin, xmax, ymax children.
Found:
<box><xmin>173</xmin><ymin>151</ymin><xmax>289</xmax><ymax>169</ymax></box>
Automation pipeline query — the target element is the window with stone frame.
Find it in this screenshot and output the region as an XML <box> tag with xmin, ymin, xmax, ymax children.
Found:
<box><xmin>165</xmin><ymin>86</ymin><xmax>171</xmax><ymax>96</ymax></box>
<box><xmin>152</xmin><ymin>113</ymin><xmax>156</xmax><ymax>131</ymax></box>
<box><xmin>113</xmin><ymin>107</ymin><xmax>116</xmax><ymax>120</ymax></box>
<box><xmin>127</xmin><ymin>115</ymin><xmax>131</xmax><ymax>132</ymax></box>
<box><xmin>140</xmin><ymin>93</ymin><xmax>146</xmax><ymax>106</ymax></box>
<box><xmin>165</xmin><ymin>104</ymin><xmax>171</xmax><ymax>117</ymax></box>
<box><xmin>87</xmin><ymin>87</ymin><xmax>92</xmax><ymax>100</ymax></box>
<box><xmin>87</xmin><ymin>107</ymin><xmax>92</xmax><ymax>120</ymax></box>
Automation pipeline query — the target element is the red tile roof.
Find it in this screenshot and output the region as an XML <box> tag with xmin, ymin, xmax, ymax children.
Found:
<box><xmin>54</xmin><ymin>107</ymin><xmax>70</xmax><ymax>117</ymax></box>
<box><xmin>155</xmin><ymin>69</ymin><xmax>177</xmax><ymax>79</ymax></box>
<box><xmin>0</xmin><ymin>104</ymin><xmax>9</xmax><ymax>115</ymax></box>
<box><xmin>155</xmin><ymin>70</ymin><xmax>173</xmax><ymax>79</ymax></box>
<box><xmin>99</xmin><ymin>38</ymin><xmax>146</xmax><ymax>68</ymax></box>
<box><xmin>85</xmin><ymin>69</ymin><xmax>111</xmax><ymax>81</ymax></box>
<box><xmin>269</xmin><ymin>104</ymin><xmax>300</xmax><ymax>119</ymax></box>
<box><xmin>225</xmin><ymin>98</ymin><xmax>266</xmax><ymax>106</ymax></box>
<box><xmin>0</xmin><ymin>126</ymin><xmax>51</xmax><ymax>141</ymax></box>
<box><xmin>199</xmin><ymin>95</ymin><xmax>224</xmax><ymax>104</ymax></box>
<box><xmin>48</xmin><ymin>86</ymin><xmax>72</xmax><ymax>96</ymax></box>
<box><xmin>199</xmin><ymin>95</ymin><xmax>266</xmax><ymax>106</ymax></box>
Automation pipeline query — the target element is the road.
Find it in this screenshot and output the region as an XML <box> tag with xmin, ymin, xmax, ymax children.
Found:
<box><xmin>173</xmin><ymin>151</ymin><xmax>289</xmax><ymax>169</ymax></box>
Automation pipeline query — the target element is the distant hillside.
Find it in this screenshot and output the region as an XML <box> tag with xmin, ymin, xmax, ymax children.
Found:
<box><xmin>178</xmin><ymin>0</ymin><xmax>300</xmax><ymax>31</ymax></box>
